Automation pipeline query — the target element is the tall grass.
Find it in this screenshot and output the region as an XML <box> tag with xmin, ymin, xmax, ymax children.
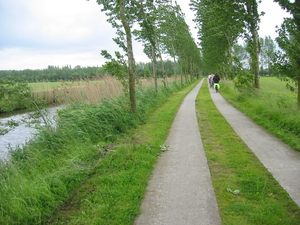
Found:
<box><xmin>31</xmin><ymin>76</ymin><xmax>184</xmax><ymax>105</ymax></box>
<box><xmin>220</xmin><ymin>78</ymin><xmax>300</xmax><ymax>151</ymax></box>
<box><xmin>0</xmin><ymin>78</ymin><xmax>196</xmax><ymax>225</ymax></box>
<box><xmin>32</xmin><ymin>76</ymin><xmax>123</xmax><ymax>105</ymax></box>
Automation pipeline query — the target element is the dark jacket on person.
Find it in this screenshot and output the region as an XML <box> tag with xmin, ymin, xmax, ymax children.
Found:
<box><xmin>213</xmin><ymin>75</ymin><xmax>220</xmax><ymax>83</ymax></box>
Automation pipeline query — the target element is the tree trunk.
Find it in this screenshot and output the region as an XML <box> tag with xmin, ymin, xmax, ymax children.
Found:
<box><xmin>246</xmin><ymin>1</ymin><xmax>260</xmax><ymax>89</ymax></box>
<box><xmin>298</xmin><ymin>76</ymin><xmax>300</xmax><ymax>108</ymax></box>
<box><xmin>171</xmin><ymin>42</ymin><xmax>178</xmax><ymax>84</ymax></box>
<box><xmin>152</xmin><ymin>45</ymin><xmax>158</xmax><ymax>93</ymax></box>
<box><xmin>294</xmin><ymin>0</ymin><xmax>300</xmax><ymax>107</ymax></box>
<box><xmin>119</xmin><ymin>0</ymin><xmax>136</xmax><ymax>112</ymax></box>
<box><xmin>159</xmin><ymin>52</ymin><xmax>168</xmax><ymax>89</ymax></box>
<box><xmin>252</xmin><ymin>25</ymin><xmax>260</xmax><ymax>88</ymax></box>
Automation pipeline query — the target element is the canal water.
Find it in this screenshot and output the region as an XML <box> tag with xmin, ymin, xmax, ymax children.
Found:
<box><xmin>0</xmin><ymin>106</ymin><xmax>62</xmax><ymax>160</ymax></box>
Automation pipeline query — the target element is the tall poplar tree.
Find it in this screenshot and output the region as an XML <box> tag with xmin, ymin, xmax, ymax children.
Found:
<box><xmin>159</xmin><ymin>3</ymin><xmax>201</xmax><ymax>80</ymax></box>
<box><xmin>244</xmin><ymin>0</ymin><xmax>260</xmax><ymax>88</ymax></box>
<box><xmin>133</xmin><ymin>0</ymin><xmax>166</xmax><ymax>92</ymax></box>
<box><xmin>272</xmin><ymin>0</ymin><xmax>300</xmax><ymax>107</ymax></box>
<box><xmin>97</xmin><ymin>0</ymin><xmax>137</xmax><ymax>112</ymax></box>
<box><xmin>190</xmin><ymin>0</ymin><xmax>245</xmax><ymax>76</ymax></box>
<box><xmin>191</xmin><ymin>0</ymin><xmax>261</xmax><ymax>87</ymax></box>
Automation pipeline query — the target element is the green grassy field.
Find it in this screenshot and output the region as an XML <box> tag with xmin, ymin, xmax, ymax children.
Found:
<box><xmin>260</xmin><ymin>77</ymin><xmax>289</xmax><ymax>91</ymax></box>
<box><xmin>260</xmin><ymin>77</ymin><xmax>298</xmax><ymax>103</ymax></box>
<box><xmin>29</xmin><ymin>82</ymin><xmax>63</xmax><ymax>91</ymax></box>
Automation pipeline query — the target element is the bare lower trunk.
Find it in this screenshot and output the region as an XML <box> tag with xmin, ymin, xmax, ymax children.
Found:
<box><xmin>298</xmin><ymin>76</ymin><xmax>300</xmax><ymax>108</ymax></box>
<box><xmin>152</xmin><ymin>45</ymin><xmax>158</xmax><ymax>93</ymax></box>
<box><xmin>119</xmin><ymin>0</ymin><xmax>136</xmax><ymax>112</ymax></box>
<box><xmin>246</xmin><ymin>1</ymin><xmax>260</xmax><ymax>89</ymax></box>
<box><xmin>252</xmin><ymin>27</ymin><xmax>260</xmax><ymax>88</ymax></box>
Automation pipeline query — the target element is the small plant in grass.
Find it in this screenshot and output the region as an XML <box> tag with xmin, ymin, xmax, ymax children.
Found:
<box><xmin>160</xmin><ymin>144</ymin><xmax>168</xmax><ymax>152</ymax></box>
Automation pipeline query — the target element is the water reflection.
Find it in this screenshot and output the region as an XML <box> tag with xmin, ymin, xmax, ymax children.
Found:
<box><xmin>0</xmin><ymin>106</ymin><xmax>62</xmax><ymax>159</ymax></box>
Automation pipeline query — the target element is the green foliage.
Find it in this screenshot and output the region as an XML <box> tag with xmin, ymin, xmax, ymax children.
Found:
<box><xmin>271</xmin><ymin>1</ymin><xmax>300</xmax><ymax>105</ymax></box>
<box><xmin>101</xmin><ymin>50</ymin><xmax>129</xmax><ymax>88</ymax></box>
<box><xmin>57</xmin><ymin>98</ymin><xmax>136</xmax><ymax>144</ymax></box>
<box><xmin>191</xmin><ymin>0</ymin><xmax>245</xmax><ymax>73</ymax></box>
<box><xmin>233</xmin><ymin>71</ymin><xmax>254</xmax><ymax>91</ymax></box>
<box><xmin>0</xmin><ymin>78</ymin><xmax>32</xmax><ymax>112</ymax></box>
<box><xmin>158</xmin><ymin>3</ymin><xmax>202</xmax><ymax>75</ymax></box>
<box><xmin>191</xmin><ymin>0</ymin><xmax>260</xmax><ymax>85</ymax></box>
<box><xmin>272</xmin><ymin>18</ymin><xmax>300</xmax><ymax>81</ymax></box>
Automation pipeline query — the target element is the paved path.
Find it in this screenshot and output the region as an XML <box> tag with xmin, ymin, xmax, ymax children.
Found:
<box><xmin>134</xmin><ymin>79</ymin><xmax>221</xmax><ymax>225</ymax></box>
<box><xmin>134</xmin><ymin>79</ymin><xmax>300</xmax><ymax>225</ymax></box>
<box><xmin>209</xmin><ymin>82</ymin><xmax>300</xmax><ymax>207</ymax></box>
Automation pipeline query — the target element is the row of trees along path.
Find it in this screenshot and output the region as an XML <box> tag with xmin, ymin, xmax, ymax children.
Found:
<box><xmin>94</xmin><ymin>0</ymin><xmax>300</xmax><ymax>112</ymax></box>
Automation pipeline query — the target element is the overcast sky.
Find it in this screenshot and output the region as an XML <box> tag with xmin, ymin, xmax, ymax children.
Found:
<box><xmin>0</xmin><ymin>0</ymin><xmax>291</xmax><ymax>71</ymax></box>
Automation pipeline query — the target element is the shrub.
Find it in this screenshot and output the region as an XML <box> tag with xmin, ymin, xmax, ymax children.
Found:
<box><xmin>233</xmin><ymin>72</ymin><xmax>254</xmax><ymax>91</ymax></box>
<box><xmin>0</xmin><ymin>79</ymin><xmax>32</xmax><ymax>112</ymax></box>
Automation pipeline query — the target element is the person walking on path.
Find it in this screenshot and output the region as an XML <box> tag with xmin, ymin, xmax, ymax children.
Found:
<box><xmin>208</xmin><ymin>74</ymin><xmax>214</xmax><ymax>88</ymax></box>
<box><xmin>213</xmin><ymin>73</ymin><xmax>220</xmax><ymax>93</ymax></box>
<box><xmin>134</xmin><ymin>79</ymin><xmax>221</xmax><ymax>225</ymax></box>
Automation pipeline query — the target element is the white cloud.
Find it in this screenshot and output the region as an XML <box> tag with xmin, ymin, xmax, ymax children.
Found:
<box><xmin>25</xmin><ymin>0</ymin><xmax>103</xmax><ymax>42</ymax></box>
<box><xmin>0</xmin><ymin>47</ymin><xmax>105</xmax><ymax>70</ymax></box>
<box><xmin>0</xmin><ymin>0</ymin><xmax>292</xmax><ymax>71</ymax></box>
<box><xmin>258</xmin><ymin>0</ymin><xmax>291</xmax><ymax>39</ymax></box>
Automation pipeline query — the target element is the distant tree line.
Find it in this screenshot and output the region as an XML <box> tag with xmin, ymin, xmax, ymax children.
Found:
<box><xmin>0</xmin><ymin>60</ymin><xmax>180</xmax><ymax>83</ymax></box>
<box><xmin>0</xmin><ymin>65</ymin><xmax>106</xmax><ymax>83</ymax></box>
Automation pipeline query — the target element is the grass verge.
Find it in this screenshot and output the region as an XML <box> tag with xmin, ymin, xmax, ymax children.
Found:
<box><xmin>220</xmin><ymin>78</ymin><xmax>300</xmax><ymax>151</ymax></box>
<box><xmin>196</xmin><ymin>81</ymin><xmax>300</xmax><ymax>224</ymax></box>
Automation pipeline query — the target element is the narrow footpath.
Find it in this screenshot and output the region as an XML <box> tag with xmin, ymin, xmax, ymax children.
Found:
<box><xmin>134</xmin><ymin>79</ymin><xmax>221</xmax><ymax>225</ymax></box>
<box><xmin>209</xmin><ymin>82</ymin><xmax>300</xmax><ymax>208</ymax></box>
